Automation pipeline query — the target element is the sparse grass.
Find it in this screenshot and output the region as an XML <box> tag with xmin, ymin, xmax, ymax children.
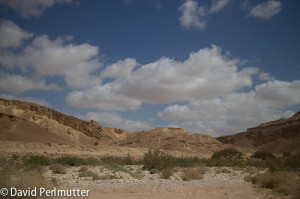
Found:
<box><xmin>215</xmin><ymin>168</ymin><xmax>231</xmax><ymax>174</ymax></box>
<box><xmin>85</xmin><ymin>157</ymin><xmax>101</xmax><ymax>166</ymax></box>
<box><xmin>101</xmin><ymin>155</ymin><xmax>135</xmax><ymax>168</ymax></box>
<box><xmin>181</xmin><ymin>168</ymin><xmax>203</xmax><ymax>181</ymax></box>
<box><xmin>49</xmin><ymin>163</ymin><xmax>67</xmax><ymax>174</ymax></box>
<box><xmin>113</xmin><ymin>167</ymin><xmax>141</xmax><ymax>179</ymax></box>
<box><xmin>78</xmin><ymin>170</ymin><xmax>100</xmax><ymax>180</ymax></box>
<box><xmin>101</xmin><ymin>173</ymin><xmax>115</xmax><ymax>180</ymax></box>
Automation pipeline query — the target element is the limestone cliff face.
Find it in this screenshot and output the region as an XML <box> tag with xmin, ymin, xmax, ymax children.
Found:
<box><xmin>216</xmin><ymin>112</ymin><xmax>300</xmax><ymax>154</ymax></box>
<box><xmin>0</xmin><ymin>98</ymin><xmax>127</xmax><ymax>144</ymax></box>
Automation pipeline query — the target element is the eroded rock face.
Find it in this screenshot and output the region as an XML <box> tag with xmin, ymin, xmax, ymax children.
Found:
<box><xmin>0</xmin><ymin>98</ymin><xmax>127</xmax><ymax>144</ymax></box>
<box><xmin>216</xmin><ymin>112</ymin><xmax>300</xmax><ymax>154</ymax></box>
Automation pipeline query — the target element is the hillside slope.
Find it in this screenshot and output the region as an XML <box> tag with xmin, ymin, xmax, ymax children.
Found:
<box><xmin>121</xmin><ymin>127</ymin><xmax>226</xmax><ymax>154</ymax></box>
<box><xmin>216</xmin><ymin>112</ymin><xmax>300</xmax><ymax>154</ymax></box>
<box><xmin>0</xmin><ymin>97</ymin><xmax>126</xmax><ymax>146</ymax></box>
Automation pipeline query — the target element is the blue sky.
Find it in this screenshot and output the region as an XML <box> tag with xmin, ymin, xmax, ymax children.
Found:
<box><xmin>0</xmin><ymin>0</ymin><xmax>299</xmax><ymax>136</ymax></box>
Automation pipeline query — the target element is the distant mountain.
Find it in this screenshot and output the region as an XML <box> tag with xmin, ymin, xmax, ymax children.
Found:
<box><xmin>0</xmin><ymin>97</ymin><xmax>225</xmax><ymax>154</ymax></box>
<box><xmin>216</xmin><ymin>112</ymin><xmax>300</xmax><ymax>154</ymax></box>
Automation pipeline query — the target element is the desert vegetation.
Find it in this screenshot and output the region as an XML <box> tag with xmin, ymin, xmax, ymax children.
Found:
<box><xmin>1</xmin><ymin>149</ymin><xmax>299</xmax><ymax>198</ymax></box>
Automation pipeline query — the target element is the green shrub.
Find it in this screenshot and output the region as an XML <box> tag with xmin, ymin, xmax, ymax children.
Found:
<box><xmin>141</xmin><ymin>150</ymin><xmax>176</xmax><ymax>171</ymax></box>
<box><xmin>23</xmin><ymin>155</ymin><xmax>50</xmax><ymax>170</ymax></box>
<box><xmin>212</xmin><ymin>148</ymin><xmax>243</xmax><ymax>160</ymax></box>
<box><xmin>284</xmin><ymin>154</ymin><xmax>300</xmax><ymax>170</ymax></box>
<box><xmin>85</xmin><ymin>157</ymin><xmax>101</xmax><ymax>166</ymax></box>
<box><xmin>251</xmin><ymin>151</ymin><xmax>275</xmax><ymax>160</ymax></box>
<box><xmin>55</xmin><ymin>156</ymin><xmax>87</xmax><ymax>166</ymax></box>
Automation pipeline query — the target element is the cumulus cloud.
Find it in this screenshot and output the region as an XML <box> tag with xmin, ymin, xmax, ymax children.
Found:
<box><xmin>0</xmin><ymin>71</ymin><xmax>61</xmax><ymax>94</ymax></box>
<box><xmin>210</xmin><ymin>0</ymin><xmax>231</xmax><ymax>13</ymax></box>
<box><xmin>0</xmin><ymin>0</ymin><xmax>72</xmax><ymax>18</ymax></box>
<box><xmin>101</xmin><ymin>58</ymin><xmax>138</xmax><ymax>79</ymax></box>
<box><xmin>66</xmin><ymin>45</ymin><xmax>256</xmax><ymax>111</ymax></box>
<box><xmin>159</xmin><ymin>80</ymin><xmax>299</xmax><ymax>136</ymax></box>
<box><xmin>66</xmin><ymin>84</ymin><xmax>142</xmax><ymax>111</ymax></box>
<box><xmin>249</xmin><ymin>0</ymin><xmax>282</xmax><ymax>19</ymax></box>
<box><xmin>0</xmin><ymin>20</ymin><xmax>33</xmax><ymax>48</ymax></box>
<box><xmin>0</xmin><ymin>23</ymin><xmax>102</xmax><ymax>89</ymax></box>
<box><xmin>255</xmin><ymin>80</ymin><xmax>300</xmax><ymax>106</ymax></box>
<box><xmin>80</xmin><ymin>112</ymin><xmax>150</xmax><ymax>132</ymax></box>
<box><xmin>0</xmin><ymin>93</ymin><xmax>51</xmax><ymax>107</ymax></box>
<box><xmin>178</xmin><ymin>0</ymin><xmax>206</xmax><ymax>29</ymax></box>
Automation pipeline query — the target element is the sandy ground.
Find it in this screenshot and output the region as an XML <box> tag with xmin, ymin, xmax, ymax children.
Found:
<box><xmin>88</xmin><ymin>185</ymin><xmax>280</xmax><ymax>199</ymax></box>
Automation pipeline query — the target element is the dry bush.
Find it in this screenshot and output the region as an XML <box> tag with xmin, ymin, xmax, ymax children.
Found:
<box><xmin>160</xmin><ymin>169</ymin><xmax>173</xmax><ymax>179</ymax></box>
<box><xmin>0</xmin><ymin>158</ymin><xmax>52</xmax><ymax>199</ymax></box>
<box><xmin>251</xmin><ymin>172</ymin><xmax>299</xmax><ymax>196</ymax></box>
<box><xmin>181</xmin><ymin>168</ymin><xmax>203</xmax><ymax>181</ymax></box>
<box><xmin>78</xmin><ymin>165</ymin><xmax>89</xmax><ymax>172</ymax></box>
<box><xmin>49</xmin><ymin>163</ymin><xmax>67</xmax><ymax>174</ymax></box>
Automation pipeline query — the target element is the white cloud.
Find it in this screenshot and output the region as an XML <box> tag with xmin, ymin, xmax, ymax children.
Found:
<box><xmin>101</xmin><ymin>58</ymin><xmax>138</xmax><ymax>79</ymax></box>
<box><xmin>0</xmin><ymin>71</ymin><xmax>61</xmax><ymax>94</ymax></box>
<box><xmin>66</xmin><ymin>84</ymin><xmax>142</xmax><ymax>111</ymax></box>
<box><xmin>255</xmin><ymin>80</ymin><xmax>300</xmax><ymax>106</ymax></box>
<box><xmin>0</xmin><ymin>93</ymin><xmax>51</xmax><ymax>107</ymax></box>
<box><xmin>158</xmin><ymin>80</ymin><xmax>300</xmax><ymax>136</ymax></box>
<box><xmin>0</xmin><ymin>0</ymin><xmax>72</xmax><ymax>18</ymax></box>
<box><xmin>81</xmin><ymin>112</ymin><xmax>150</xmax><ymax>132</ymax></box>
<box><xmin>258</xmin><ymin>72</ymin><xmax>275</xmax><ymax>81</ymax></box>
<box><xmin>66</xmin><ymin>45</ymin><xmax>256</xmax><ymax>111</ymax></box>
<box><xmin>0</xmin><ymin>32</ymin><xmax>102</xmax><ymax>89</ymax></box>
<box><xmin>210</xmin><ymin>0</ymin><xmax>231</xmax><ymax>13</ymax></box>
<box><xmin>249</xmin><ymin>0</ymin><xmax>282</xmax><ymax>19</ymax></box>
<box><xmin>0</xmin><ymin>20</ymin><xmax>33</xmax><ymax>48</ymax></box>
<box><xmin>178</xmin><ymin>0</ymin><xmax>206</xmax><ymax>30</ymax></box>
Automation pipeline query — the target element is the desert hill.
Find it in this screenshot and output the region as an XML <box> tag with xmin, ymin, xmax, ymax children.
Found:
<box><xmin>0</xmin><ymin>97</ymin><xmax>225</xmax><ymax>155</ymax></box>
<box><xmin>216</xmin><ymin>112</ymin><xmax>300</xmax><ymax>154</ymax></box>
<box><xmin>121</xmin><ymin>127</ymin><xmax>225</xmax><ymax>153</ymax></box>
<box><xmin>0</xmin><ymin>97</ymin><xmax>126</xmax><ymax>146</ymax></box>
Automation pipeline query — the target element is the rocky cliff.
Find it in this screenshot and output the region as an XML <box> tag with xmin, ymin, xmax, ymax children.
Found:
<box><xmin>0</xmin><ymin>97</ymin><xmax>126</xmax><ymax>144</ymax></box>
<box><xmin>216</xmin><ymin>112</ymin><xmax>300</xmax><ymax>154</ymax></box>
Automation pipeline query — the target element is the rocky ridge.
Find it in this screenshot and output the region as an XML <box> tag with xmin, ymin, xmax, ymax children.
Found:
<box><xmin>216</xmin><ymin>112</ymin><xmax>300</xmax><ymax>154</ymax></box>
<box><xmin>0</xmin><ymin>97</ymin><xmax>225</xmax><ymax>154</ymax></box>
